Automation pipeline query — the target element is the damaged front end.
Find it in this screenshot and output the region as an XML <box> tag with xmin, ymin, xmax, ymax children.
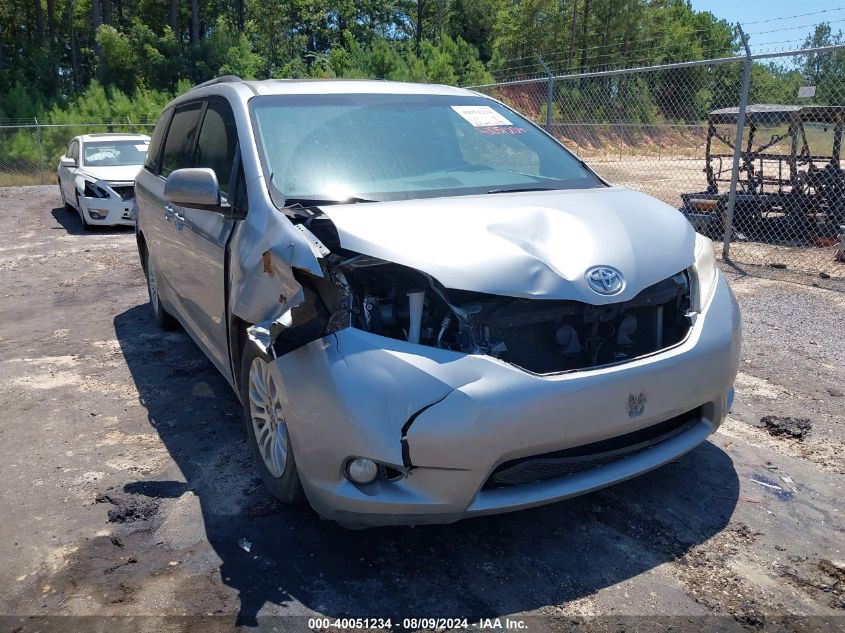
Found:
<box><xmin>239</xmin><ymin>206</ymin><xmax>736</xmax><ymax>526</ymax></box>
<box><xmin>78</xmin><ymin>178</ymin><xmax>136</xmax><ymax>223</ymax></box>
<box><xmin>266</xmin><ymin>213</ymin><xmax>695</xmax><ymax>376</ymax></box>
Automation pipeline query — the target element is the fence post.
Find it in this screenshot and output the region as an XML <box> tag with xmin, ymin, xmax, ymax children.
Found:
<box><xmin>34</xmin><ymin>117</ymin><xmax>46</xmax><ymax>185</ymax></box>
<box><xmin>722</xmin><ymin>26</ymin><xmax>752</xmax><ymax>260</ymax></box>
<box><xmin>537</xmin><ymin>54</ymin><xmax>554</xmax><ymax>132</ymax></box>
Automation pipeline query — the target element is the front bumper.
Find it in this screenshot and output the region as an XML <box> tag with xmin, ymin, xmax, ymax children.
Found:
<box><xmin>269</xmin><ymin>272</ymin><xmax>741</xmax><ymax>526</ymax></box>
<box><xmin>79</xmin><ymin>184</ymin><xmax>136</xmax><ymax>226</ymax></box>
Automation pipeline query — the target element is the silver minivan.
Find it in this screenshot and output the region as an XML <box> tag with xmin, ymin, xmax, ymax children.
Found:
<box><xmin>135</xmin><ymin>77</ymin><xmax>741</xmax><ymax>528</ymax></box>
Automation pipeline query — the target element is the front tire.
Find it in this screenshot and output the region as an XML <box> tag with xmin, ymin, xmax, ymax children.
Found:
<box><xmin>76</xmin><ymin>193</ymin><xmax>91</xmax><ymax>231</ymax></box>
<box><xmin>144</xmin><ymin>251</ymin><xmax>178</xmax><ymax>330</ymax></box>
<box><xmin>240</xmin><ymin>340</ymin><xmax>304</xmax><ymax>504</ymax></box>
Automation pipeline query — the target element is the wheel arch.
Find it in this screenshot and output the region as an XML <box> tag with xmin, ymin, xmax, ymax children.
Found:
<box><xmin>136</xmin><ymin>230</ymin><xmax>149</xmax><ymax>275</ymax></box>
<box><xmin>229</xmin><ymin>314</ymin><xmax>250</xmax><ymax>403</ymax></box>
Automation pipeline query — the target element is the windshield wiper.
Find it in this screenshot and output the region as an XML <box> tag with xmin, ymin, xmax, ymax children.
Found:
<box><xmin>486</xmin><ymin>187</ymin><xmax>557</xmax><ymax>194</ymax></box>
<box><xmin>282</xmin><ymin>196</ymin><xmax>376</xmax><ymax>208</ymax></box>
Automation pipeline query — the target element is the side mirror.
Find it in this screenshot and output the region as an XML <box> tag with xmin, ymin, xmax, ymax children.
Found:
<box><xmin>165</xmin><ymin>168</ymin><xmax>221</xmax><ymax>212</ymax></box>
<box><xmin>60</xmin><ymin>156</ymin><xmax>76</xmax><ymax>168</ymax></box>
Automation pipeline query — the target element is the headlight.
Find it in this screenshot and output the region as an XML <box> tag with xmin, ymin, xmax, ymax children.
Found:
<box><xmin>693</xmin><ymin>233</ymin><xmax>717</xmax><ymax>311</ymax></box>
<box><xmin>83</xmin><ymin>181</ymin><xmax>108</xmax><ymax>198</ymax></box>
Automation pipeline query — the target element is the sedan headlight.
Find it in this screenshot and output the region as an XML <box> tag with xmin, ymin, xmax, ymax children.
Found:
<box><xmin>83</xmin><ymin>181</ymin><xmax>108</xmax><ymax>198</ymax></box>
<box><xmin>693</xmin><ymin>233</ymin><xmax>717</xmax><ymax>311</ymax></box>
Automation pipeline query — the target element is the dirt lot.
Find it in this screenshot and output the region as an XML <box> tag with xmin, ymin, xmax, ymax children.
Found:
<box><xmin>591</xmin><ymin>158</ymin><xmax>845</xmax><ymax>280</ymax></box>
<box><xmin>0</xmin><ymin>186</ymin><xmax>844</xmax><ymax>631</ymax></box>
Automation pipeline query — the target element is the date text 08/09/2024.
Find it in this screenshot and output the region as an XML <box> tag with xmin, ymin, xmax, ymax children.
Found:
<box><xmin>307</xmin><ymin>617</ymin><xmax>529</xmax><ymax>629</ymax></box>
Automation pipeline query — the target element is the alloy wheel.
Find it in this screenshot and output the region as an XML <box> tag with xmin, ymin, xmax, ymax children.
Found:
<box><xmin>248</xmin><ymin>356</ymin><xmax>289</xmax><ymax>478</ymax></box>
<box><xmin>147</xmin><ymin>256</ymin><xmax>161</xmax><ymax>316</ymax></box>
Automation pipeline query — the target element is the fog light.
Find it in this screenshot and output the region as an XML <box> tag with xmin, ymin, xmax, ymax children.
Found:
<box><xmin>346</xmin><ymin>457</ymin><xmax>378</xmax><ymax>484</ymax></box>
<box><xmin>88</xmin><ymin>210</ymin><xmax>106</xmax><ymax>219</ymax></box>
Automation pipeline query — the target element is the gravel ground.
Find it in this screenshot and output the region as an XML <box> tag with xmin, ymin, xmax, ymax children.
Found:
<box><xmin>0</xmin><ymin>186</ymin><xmax>843</xmax><ymax>632</ymax></box>
<box><xmin>591</xmin><ymin>158</ymin><xmax>845</xmax><ymax>280</ymax></box>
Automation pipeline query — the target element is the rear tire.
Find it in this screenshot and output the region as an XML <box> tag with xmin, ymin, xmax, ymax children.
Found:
<box><xmin>60</xmin><ymin>185</ymin><xmax>73</xmax><ymax>212</ymax></box>
<box><xmin>144</xmin><ymin>250</ymin><xmax>178</xmax><ymax>330</ymax></box>
<box><xmin>240</xmin><ymin>339</ymin><xmax>304</xmax><ymax>505</ymax></box>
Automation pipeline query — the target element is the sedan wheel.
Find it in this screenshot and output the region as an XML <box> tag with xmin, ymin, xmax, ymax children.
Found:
<box><xmin>76</xmin><ymin>193</ymin><xmax>91</xmax><ymax>230</ymax></box>
<box><xmin>60</xmin><ymin>185</ymin><xmax>73</xmax><ymax>212</ymax></box>
<box><xmin>248</xmin><ymin>356</ymin><xmax>290</xmax><ymax>478</ymax></box>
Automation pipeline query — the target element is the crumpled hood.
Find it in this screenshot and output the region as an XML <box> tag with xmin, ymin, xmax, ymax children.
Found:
<box><xmin>78</xmin><ymin>165</ymin><xmax>142</xmax><ymax>183</ymax></box>
<box><xmin>318</xmin><ymin>186</ymin><xmax>696</xmax><ymax>304</ymax></box>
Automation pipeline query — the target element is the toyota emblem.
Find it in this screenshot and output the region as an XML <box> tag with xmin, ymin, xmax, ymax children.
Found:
<box><xmin>585</xmin><ymin>266</ymin><xmax>625</xmax><ymax>295</ymax></box>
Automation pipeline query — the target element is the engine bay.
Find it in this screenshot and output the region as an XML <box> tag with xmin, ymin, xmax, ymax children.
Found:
<box><xmin>280</xmin><ymin>216</ymin><xmax>694</xmax><ymax>374</ymax></box>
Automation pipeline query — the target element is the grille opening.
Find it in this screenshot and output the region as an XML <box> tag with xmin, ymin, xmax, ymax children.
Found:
<box><xmin>446</xmin><ymin>271</ymin><xmax>694</xmax><ymax>375</ymax></box>
<box><xmin>111</xmin><ymin>185</ymin><xmax>135</xmax><ymax>201</ymax></box>
<box><xmin>315</xmin><ymin>244</ymin><xmax>694</xmax><ymax>376</ymax></box>
<box><xmin>484</xmin><ymin>406</ymin><xmax>702</xmax><ymax>489</ymax></box>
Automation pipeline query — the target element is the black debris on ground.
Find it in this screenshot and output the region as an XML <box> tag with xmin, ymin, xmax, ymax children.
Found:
<box><xmin>96</xmin><ymin>492</ymin><xmax>160</xmax><ymax>524</ymax></box>
<box><xmin>761</xmin><ymin>416</ymin><xmax>812</xmax><ymax>441</ymax></box>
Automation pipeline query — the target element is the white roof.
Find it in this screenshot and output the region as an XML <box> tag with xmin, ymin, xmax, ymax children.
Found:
<box><xmin>79</xmin><ymin>133</ymin><xmax>151</xmax><ymax>143</ymax></box>
<box><xmin>168</xmin><ymin>78</ymin><xmax>483</xmax><ymax>113</ymax></box>
<box><xmin>244</xmin><ymin>79</ymin><xmax>475</xmax><ymax>97</ymax></box>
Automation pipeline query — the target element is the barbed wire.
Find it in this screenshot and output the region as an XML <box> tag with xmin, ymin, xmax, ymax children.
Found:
<box><xmin>489</xmin><ymin>9</ymin><xmax>843</xmax><ymax>69</ymax></box>
<box><xmin>494</xmin><ymin>39</ymin><xmax>740</xmax><ymax>79</ymax></box>
<box><xmin>499</xmin><ymin>27</ymin><xmax>721</xmax><ymax>67</ymax></box>
<box><xmin>742</xmin><ymin>6</ymin><xmax>845</xmax><ymax>26</ymax></box>
<box><xmin>746</xmin><ymin>18</ymin><xmax>845</xmax><ymax>36</ymax></box>
<box><xmin>747</xmin><ymin>37</ymin><xmax>813</xmax><ymax>49</ymax></box>
<box><xmin>492</xmin><ymin>19</ymin><xmax>843</xmax><ymax>82</ymax></box>
<box><xmin>493</xmin><ymin>45</ymin><xmax>744</xmax><ymax>81</ymax></box>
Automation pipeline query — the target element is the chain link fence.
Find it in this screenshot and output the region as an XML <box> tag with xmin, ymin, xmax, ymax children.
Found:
<box><xmin>0</xmin><ymin>120</ymin><xmax>156</xmax><ymax>187</ymax></box>
<box><xmin>2</xmin><ymin>47</ymin><xmax>843</xmax><ymax>283</ymax></box>
<box><xmin>471</xmin><ymin>43</ymin><xmax>845</xmax><ymax>283</ymax></box>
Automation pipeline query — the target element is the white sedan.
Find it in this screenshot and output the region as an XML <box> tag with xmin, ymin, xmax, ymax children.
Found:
<box><xmin>57</xmin><ymin>133</ymin><xmax>150</xmax><ymax>229</ymax></box>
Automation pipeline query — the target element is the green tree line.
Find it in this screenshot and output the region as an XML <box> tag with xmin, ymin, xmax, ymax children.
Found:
<box><xmin>0</xmin><ymin>1</ymin><xmax>842</xmax><ymax>127</ymax></box>
<box><xmin>0</xmin><ymin>0</ymin><xmax>739</xmax><ymax>118</ymax></box>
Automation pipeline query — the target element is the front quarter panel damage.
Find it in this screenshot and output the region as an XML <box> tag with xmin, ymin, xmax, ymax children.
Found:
<box><xmin>265</xmin><ymin>331</ymin><xmax>465</xmax><ymax>482</ymax></box>
<box><xmin>229</xmin><ymin>177</ymin><xmax>325</xmax><ymax>332</ymax></box>
<box><xmin>74</xmin><ymin>177</ymin><xmax>132</xmax><ymax>217</ymax></box>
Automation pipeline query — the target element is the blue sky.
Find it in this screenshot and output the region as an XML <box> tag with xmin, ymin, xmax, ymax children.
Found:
<box><xmin>691</xmin><ymin>1</ymin><xmax>845</xmax><ymax>51</ymax></box>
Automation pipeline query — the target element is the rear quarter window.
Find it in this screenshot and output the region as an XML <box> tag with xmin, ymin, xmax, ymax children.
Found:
<box><xmin>194</xmin><ymin>99</ymin><xmax>238</xmax><ymax>194</ymax></box>
<box><xmin>144</xmin><ymin>109</ymin><xmax>172</xmax><ymax>174</ymax></box>
<box><xmin>160</xmin><ymin>102</ymin><xmax>204</xmax><ymax>177</ymax></box>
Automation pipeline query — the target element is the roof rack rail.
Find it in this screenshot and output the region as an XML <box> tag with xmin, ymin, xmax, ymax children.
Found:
<box><xmin>189</xmin><ymin>75</ymin><xmax>243</xmax><ymax>92</ymax></box>
<box><xmin>86</xmin><ymin>132</ymin><xmax>148</xmax><ymax>136</ymax></box>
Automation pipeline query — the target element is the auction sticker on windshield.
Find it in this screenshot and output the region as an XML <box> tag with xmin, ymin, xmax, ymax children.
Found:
<box><xmin>451</xmin><ymin>105</ymin><xmax>513</xmax><ymax>127</ymax></box>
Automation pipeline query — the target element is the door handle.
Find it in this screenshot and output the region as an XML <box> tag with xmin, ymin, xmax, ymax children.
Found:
<box><xmin>164</xmin><ymin>205</ymin><xmax>174</xmax><ymax>221</ymax></box>
<box><xmin>173</xmin><ymin>211</ymin><xmax>187</xmax><ymax>231</ymax></box>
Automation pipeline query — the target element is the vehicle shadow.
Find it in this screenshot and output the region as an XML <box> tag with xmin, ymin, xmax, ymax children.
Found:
<box><xmin>50</xmin><ymin>206</ymin><xmax>134</xmax><ymax>236</ymax></box>
<box><xmin>113</xmin><ymin>303</ymin><xmax>739</xmax><ymax>624</ymax></box>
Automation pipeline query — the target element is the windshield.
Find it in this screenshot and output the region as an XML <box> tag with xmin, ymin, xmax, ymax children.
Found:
<box><xmin>83</xmin><ymin>140</ymin><xmax>149</xmax><ymax>167</ymax></box>
<box><xmin>250</xmin><ymin>93</ymin><xmax>603</xmax><ymax>204</ymax></box>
